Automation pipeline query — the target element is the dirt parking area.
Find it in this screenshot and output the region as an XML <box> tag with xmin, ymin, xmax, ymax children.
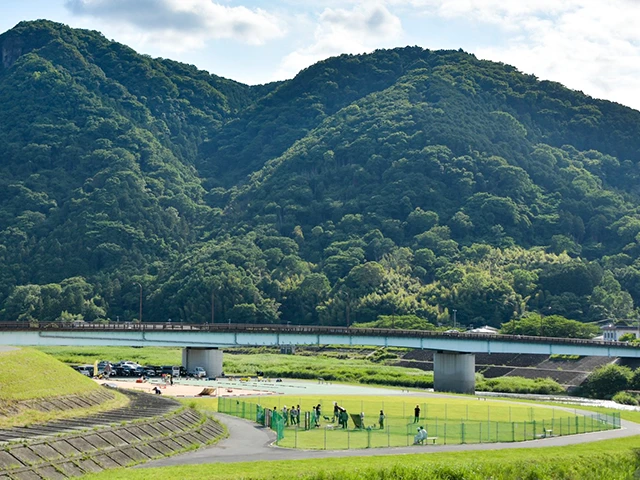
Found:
<box><xmin>95</xmin><ymin>379</ymin><xmax>275</xmax><ymax>398</ymax></box>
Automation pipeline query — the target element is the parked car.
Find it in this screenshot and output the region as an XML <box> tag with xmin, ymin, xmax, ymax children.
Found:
<box><xmin>114</xmin><ymin>364</ymin><xmax>137</xmax><ymax>376</ymax></box>
<box><xmin>75</xmin><ymin>365</ymin><xmax>94</xmax><ymax>377</ymax></box>
<box><xmin>189</xmin><ymin>366</ymin><xmax>207</xmax><ymax>378</ymax></box>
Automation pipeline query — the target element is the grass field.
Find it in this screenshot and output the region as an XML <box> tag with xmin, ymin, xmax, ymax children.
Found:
<box><xmin>79</xmin><ymin>433</ymin><xmax>640</xmax><ymax>480</ymax></box>
<box><xmin>214</xmin><ymin>394</ymin><xmax>616</xmax><ymax>449</ymax></box>
<box><xmin>35</xmin><ymin>346</ymin><xmax>183</xmax><ymax>366</ymax></box>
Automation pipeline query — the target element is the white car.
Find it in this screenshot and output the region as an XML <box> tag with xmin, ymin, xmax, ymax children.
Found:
<box><xmin>189</xmin><ymin>367</ymin><xmax>207</xmax><ymax>378</ymax></box>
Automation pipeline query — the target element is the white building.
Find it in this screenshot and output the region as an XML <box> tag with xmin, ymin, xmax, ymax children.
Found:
<box><xmin>601</xmin><ymin>323</ymin><xmax>639</xmax><ymax>341</ymax></box>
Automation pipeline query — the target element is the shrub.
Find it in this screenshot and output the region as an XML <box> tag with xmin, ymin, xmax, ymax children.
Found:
<box><xmin>582</xmin><ymin>364</ymin><xmax>633</xmax><ymax>399</ymax></box>
<box><xmin>612</xmin><ymin>391</ymin><xmax>638</xmax><ymax>406</ymax></box>
<box><xmin>476</xmin><ymin>376</ymin><xmax>565</xmax><ymax>395</ymax></box>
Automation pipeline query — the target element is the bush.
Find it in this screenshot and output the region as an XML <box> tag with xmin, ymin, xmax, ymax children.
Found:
<box><xmin>582</xmin><ymin>364</ymin><xmax>633</xmax><ymax>399</ymax></box>
<box><xmin>612</xmin><ymin>391</ymin><xmax>639</xmax><ymax>406</ymax></box>
<box><xmin>476</xmin><ymin>376</ymin><xmax>565</xmax><ymax>395</ymax></box>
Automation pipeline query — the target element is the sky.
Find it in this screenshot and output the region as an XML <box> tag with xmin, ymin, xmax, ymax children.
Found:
<box><xmin>1</xmin><ymin>1</ymin><xmax>640</xmax><ymax>111</ymax></box>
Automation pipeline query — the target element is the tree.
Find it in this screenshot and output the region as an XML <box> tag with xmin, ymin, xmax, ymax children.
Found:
<box><xmin>500</xmin><ymin>313</ymin><xmax>599</xmax><ymax>339</ymax></box>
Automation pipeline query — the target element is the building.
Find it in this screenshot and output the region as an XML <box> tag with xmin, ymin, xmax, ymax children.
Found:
<box><xmin>601</xmin><ymin>323</ymin><xmax>639</xmax><ymax>341</ymax></box>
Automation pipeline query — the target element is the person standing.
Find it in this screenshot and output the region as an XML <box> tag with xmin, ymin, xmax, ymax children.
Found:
<box><xmin>315</xmin><ymin>404</ymin><xmax>322</xmax><ymax>427</ymax></box>
<box><xmin>379</xmin><ymin>410</ymin><xmax>385</xmax><ymax>429</ymax></box>
<box><xmin>282</xmin><ymin>405</ymin><xmax>289</xmax><ymax>426</ymax></box>
<box><xmin>414</xmin><ymin>404</ymin><xmax>421</xmax><ymax>423</ymax></box>
<box><xmin>333</xmin><ymin>402</ymin><xmax>340</xmax><ymax>423</ymax></box>
<box><xmin>296</xmin><ymin>405</ymin><xmax>301</xmax><ymax>426</ymax></box>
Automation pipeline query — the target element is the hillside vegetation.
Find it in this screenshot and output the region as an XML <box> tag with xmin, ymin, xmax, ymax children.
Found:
<box><xmin>2</xmin><ymin>21</ymin><xmax>640</xmax><ymax>330</ymax></box>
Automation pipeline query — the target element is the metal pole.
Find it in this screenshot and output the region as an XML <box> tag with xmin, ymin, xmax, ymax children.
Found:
<box><xmin>211</xmin><ymin>288</ymin><xmax>215</xmax><ymax>324</ymax></box>
<box><xmin>135</xmin><ymin>282</ymin><xmax>142</xmax><ymax>323</ymax></box>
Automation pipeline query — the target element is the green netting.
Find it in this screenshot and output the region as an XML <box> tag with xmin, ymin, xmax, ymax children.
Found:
<box><xmin>217</xmin><ymin>397</ymin><xmax>620</xmax><ymax>449</ymax></box>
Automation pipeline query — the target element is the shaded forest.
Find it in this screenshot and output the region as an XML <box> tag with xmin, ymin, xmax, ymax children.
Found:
<box><xmin>2</xmin><ymin>20</ymin><xmax>640</xmax><ymax>330</ymax></box>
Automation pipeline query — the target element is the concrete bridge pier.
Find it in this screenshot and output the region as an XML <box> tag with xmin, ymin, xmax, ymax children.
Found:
<box><xmin>182</xmin><ymin>347</ymin><xmax>223</xmax><ymax>378</ymax></box>
<box><xmin>433</xmin><ymin>351</ymin><xmax>475</xmax><ymax>394</ymax></box>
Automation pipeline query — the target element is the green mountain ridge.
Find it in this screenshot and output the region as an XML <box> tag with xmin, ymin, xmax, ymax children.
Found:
<box><xmin>1</xmin><ymin>20</ymin><xmax>640</xmax><ymax>329</ymax></box>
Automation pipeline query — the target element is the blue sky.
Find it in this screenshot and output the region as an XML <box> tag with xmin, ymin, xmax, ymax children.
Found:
<box><xmin>2</xmin><ymin>1</ymin><xmax>639</xmax><ymax>110</ymax></box>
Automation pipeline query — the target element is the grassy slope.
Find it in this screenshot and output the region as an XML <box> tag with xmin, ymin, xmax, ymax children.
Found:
<box><xmin>0</xmin><ymin>348</ymin><xmax>129</xmax><ymax>428</ymax></box>
<box><xmin>0</xmin><ymin>347</ymin><xmax>100</xmax><ymax>400</ymax></box>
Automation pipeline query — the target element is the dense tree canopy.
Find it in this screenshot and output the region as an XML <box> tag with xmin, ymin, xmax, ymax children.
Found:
<box><xmin>2</xmin><ymin>21</ymin><xmax>640</xmax><ymax>332</ymax></box>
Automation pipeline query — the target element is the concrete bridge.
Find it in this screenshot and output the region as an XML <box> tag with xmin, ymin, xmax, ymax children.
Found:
<box><xmin>1</xmin><ymin>322</ymin><xmax>639</xmax><ymax>394</ymax></box>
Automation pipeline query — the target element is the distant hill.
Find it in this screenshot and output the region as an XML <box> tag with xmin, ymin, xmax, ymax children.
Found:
<box><xmin>2</xmin><ymin>20</ymin><xmax>640</xmax><ymax>329</ymax></box>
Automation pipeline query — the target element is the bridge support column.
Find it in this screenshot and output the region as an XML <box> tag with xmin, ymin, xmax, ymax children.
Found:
<box><xmin>433</xmin><ymin>351</ymin><xmax>475</xmax><ymax>394</ymax></box>
<box><xmin>182</xmin><ymin>347</ymin><xmax>223</xmax><ymax>378</ymax></box>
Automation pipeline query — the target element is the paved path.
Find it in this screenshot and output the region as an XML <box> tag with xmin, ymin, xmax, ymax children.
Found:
<box><xmin>141</xmin><ymin>410</ymin><xmax>640</xmax><ymax>467</ymax></box>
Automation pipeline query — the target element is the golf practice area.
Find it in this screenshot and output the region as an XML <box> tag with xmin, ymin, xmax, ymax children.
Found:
<box><xmin>215</xmin><ymin>394</ymin><xmax>619</xmax><ymax>449</ymax></box>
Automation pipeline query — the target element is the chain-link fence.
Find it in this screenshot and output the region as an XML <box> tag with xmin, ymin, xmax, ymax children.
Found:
<box><xmin>218</xmin><ymin>396</ymin><xmax>621</xmax><ymax>449</ymax></box>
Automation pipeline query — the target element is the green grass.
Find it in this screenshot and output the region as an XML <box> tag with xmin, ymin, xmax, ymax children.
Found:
<box><xmin>0</xmin><ymin>348</ymin><xmax>100</xmax><ymax>400</ymax></box>
<box><xmin>79</xmin><ymin>434</ymin><xmax>640</xmax><ymax>480</ymax></box>
<box><xmin>215</xmin><ymin>394</ymin><xmax>614</xmax><ymax>449</ymax></box>
<box><xmin>35</xmin><ymin>346</ymin><xmax>183</xmax><ymax>366</ymax></box>
<box><xmin>0</xmin><ymin>347</ymin><xmax>130</xmax><ymax>427</ymax></box>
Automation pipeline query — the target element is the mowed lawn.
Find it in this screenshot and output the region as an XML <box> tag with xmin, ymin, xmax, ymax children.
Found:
<box><xmin>205</xmin><ymin>394</ymin><xmax>615</xmax><ymax>449</ymax></box>
<box><xmin>79</xmin><ymin>434</ymin><xmax>640</xmax><ymax>480</ymax></box>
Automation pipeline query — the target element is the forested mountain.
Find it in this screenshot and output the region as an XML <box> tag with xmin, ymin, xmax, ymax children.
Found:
<box><xmin>2</xmin><ymin>20</ymin><xmax>640</xmax><ymax>329</ymax></box>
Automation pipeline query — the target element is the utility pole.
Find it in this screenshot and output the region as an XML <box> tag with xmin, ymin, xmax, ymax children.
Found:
<box><xmin>452</xmin><ymin>309</ymin><xmax>457</xmax><ymax>329</ymax></box>
<box><xmin>135</xmin><ymin>282</ymin><xmax>142</xmax><ymax>323</ymax></box>
<box><xmin>211</xmin><ymin>288</ymin><xmax>215</xmax><ymax>324</ymax></box>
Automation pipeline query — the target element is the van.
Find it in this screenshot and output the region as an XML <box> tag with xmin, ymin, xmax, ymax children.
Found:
<box><xmin>189</xmin><ymin>366</ymin><xmax>207</xmax><ymax>378</ymax></box>
<box><xmin>161</xmin><ymin>365</ymin><xmax>181</xmax><ymax>377</ymax></box>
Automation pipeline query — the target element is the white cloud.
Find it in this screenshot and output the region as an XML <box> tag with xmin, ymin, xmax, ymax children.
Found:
<box><xmin>65</xmin><ymin>0</ymin><xmax>285</xmax><ymax>50</ymax></box>
<box><xmin>387</xmin><ymin>0</ymin><xmax>640</xmax><ymax>110</ymax></box>
<box><xmin>274</xmin><ymin>3</ymin><xmax>402</xmax><ymax>80</ymax></box>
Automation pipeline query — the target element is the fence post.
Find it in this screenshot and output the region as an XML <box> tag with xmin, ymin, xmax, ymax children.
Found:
<box><xmin>435</xmin><ymin>416</ymin><xmax>438</xmax><ymax>437</ymax></box>
<box><xmin>324</xmin><ymin>425</ymin><xmax>327</xmax><ymax>450</ymax></box>
<box><xmin>575</xmin><ymin>416</ymin><xmax>579</xmax><ymax>434</ymax></box>
<box><xmin>496</xmin><ymin>421</ymin><xmax>498</xmax><ymax>442</ymax></box>
<box><xmin>583</xmin><ymin>415</ymin><xmax>586</xmax><ymax>433</ymax></box>
<box><xmin>487</xmin><ymin>405</ymin><xmax>490</xmax><ymax>442</ymax></box>
<box><xmin>444</xmin><ymin>423</ymin><xmax>447</xmax><ymax>445</ymax></box>
<box><xmin>295</xmin><ymin>424</ymin><xmax>298</xmax><ymax>448</ymax></box>
<box><xmin>348</xmin><ymin>428</ymin><xmax>350</xmax><ymax>449</ymax></box>
<box><xmin>478</xmin><ymin>422</ymin><xmax>481</xmax><ymax>444</ymax></box>
<box><xmin>512</xmin><ymin>422</ymin><xmax>515</xmax><ymax>442</ymax></box>
<box><xmin>387</xmin><ymin>422</ymin><xmax>390</xmax><ymax>447</ymax></box>
<box><xmin>524</xmin><ymin>421</ymin><xmax>527</xmax><ymax>440</ymax></box>
<box><xmin>533</xmin><ymin>420</ymin><xmax>536</xmax><ymax>439</ymax></box>
<box><xmin>367</xmin><ymin>427</ymin><xmax>371</xmax><ymax>448</ymax></box>
<box><xmin>461</xmin><ymin>421</ymin><xmax>465</xmax><ymax>444</ymax></box>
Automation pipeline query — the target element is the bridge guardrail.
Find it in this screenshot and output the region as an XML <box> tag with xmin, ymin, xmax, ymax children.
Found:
<box><xmin>0</xmin><ymin>322</ymin><xmax>635</xmax><ymax>349</ymax></box>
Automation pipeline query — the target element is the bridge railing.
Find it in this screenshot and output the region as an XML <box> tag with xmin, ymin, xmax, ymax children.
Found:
<box><xmin>0</xmin><ymin>321</ymin><xmax>635</xmax><ymax>349</ymax></box>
